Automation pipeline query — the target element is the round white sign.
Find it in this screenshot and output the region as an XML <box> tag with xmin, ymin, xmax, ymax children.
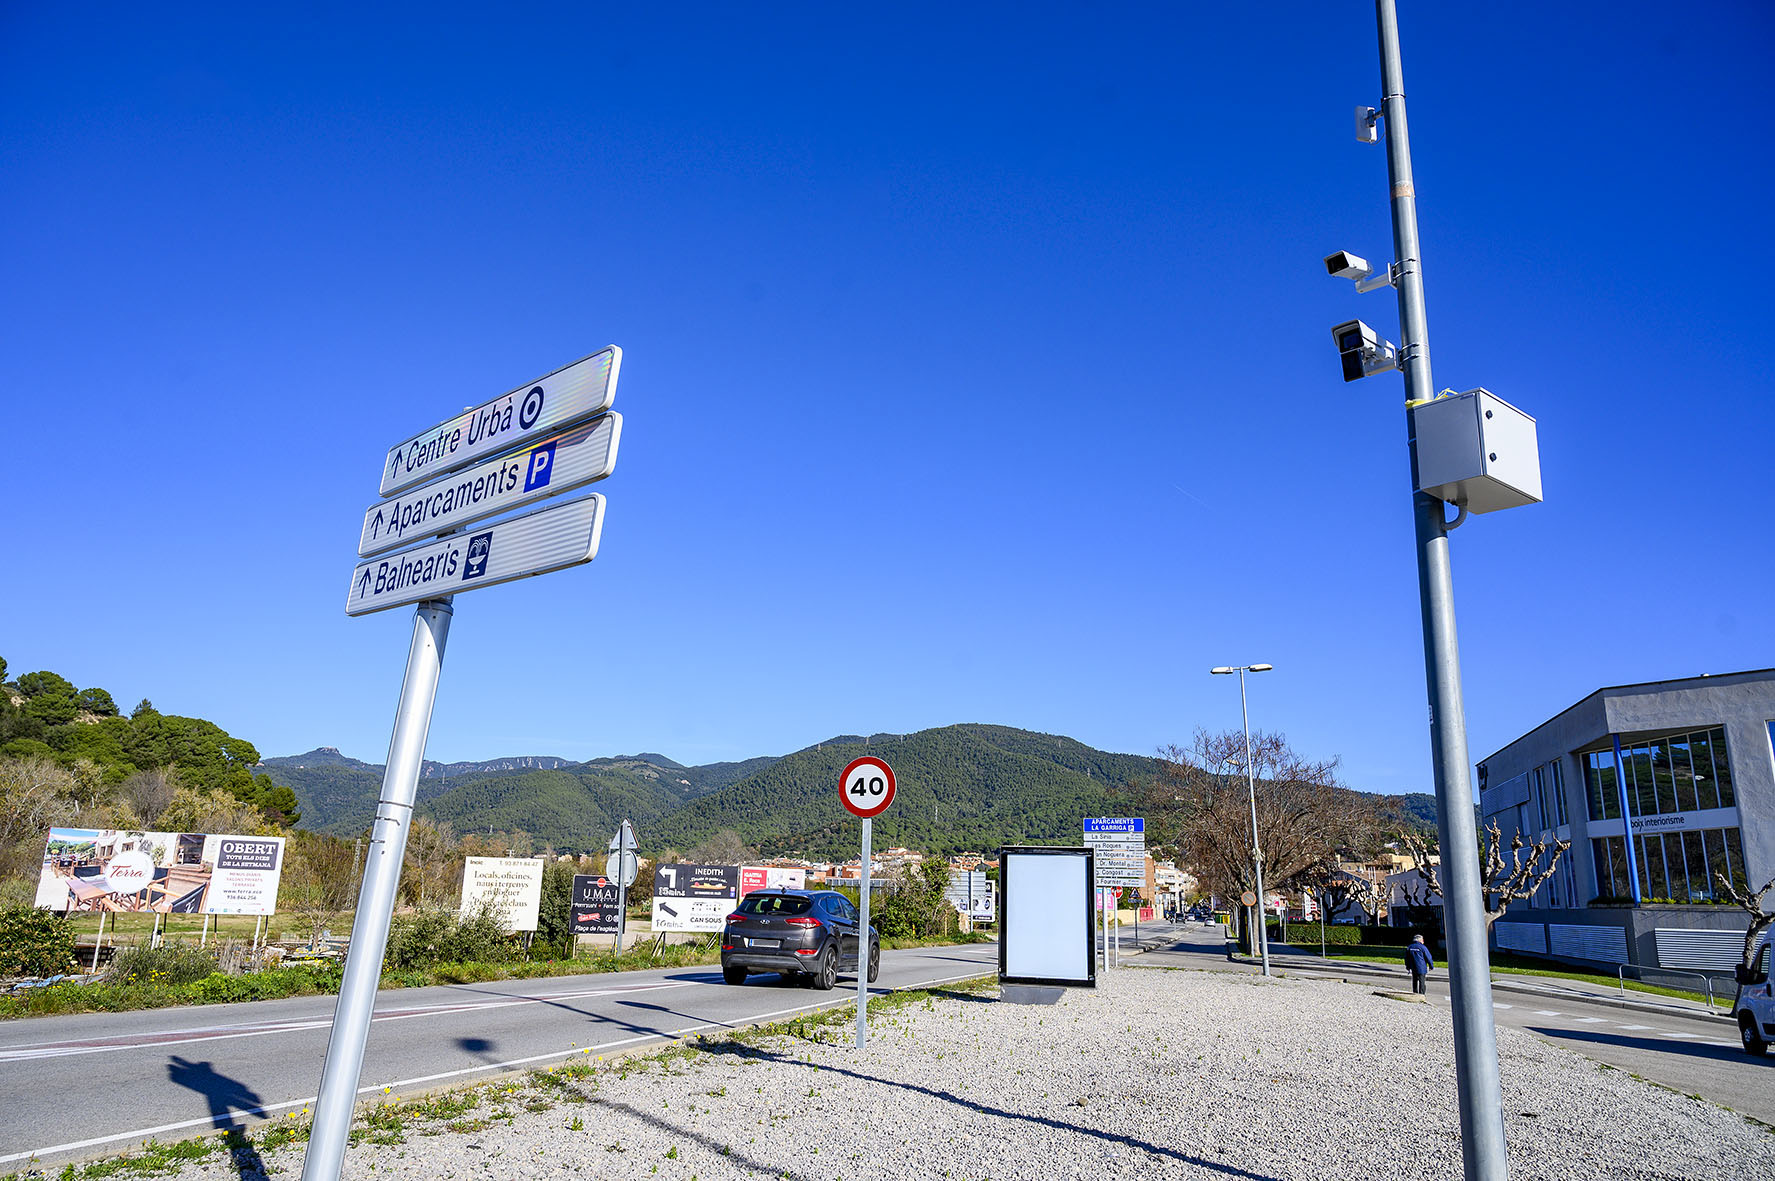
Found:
<box><xmin>839</xmin><ymin>755</ymin><xmax>896</xmax><ymax>819</ymax></box>
<box><xmin>105</xmin><ymin>850</ymin><xmax>157</xmax><ymax>895</ymax></box>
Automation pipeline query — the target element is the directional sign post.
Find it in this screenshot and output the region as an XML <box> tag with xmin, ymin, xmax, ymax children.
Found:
<box><xmin>609</xmin><ymin>820</ymin><xmax>637</xmax><ymax>959</ymax></box>
<box><xmin>839</xmin><ymin>755</ymin><xmax>895</xmax><ymax>1049</ymax></box>
<box><xmin>347</xmin><ymin>494</ymin><xmax>606</xmax><ymax>616</ymax></box>
<box><xmin>379</xmin><ymin>348</ymin><xmax>620</xmax><ymax>498</ymax></box>
<box><xmin>360</xmin><ymin>413</ymin><xmax>621</xmax><ymax>557</ymax></box>
<box><xmin>305</xmin><ymin>350</ymin><xmax>623</xmax><ymax>1181</ymax></box>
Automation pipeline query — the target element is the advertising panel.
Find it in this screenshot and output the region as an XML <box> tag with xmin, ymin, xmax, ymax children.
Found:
<box><xmin>34</xmin><ymin>827</ymin><xmax>287</xmax><ymax>916</ymax></box>
<box><xmin>570</xmin><ymin>874</ymin><xmax>622</xmax><ymax>935</ymax></box>
<box><xmin>738</xmin><ymin>865</ymin><xmax>806</xmax><ymax>897</ymax></box>
<box><xmin>460</xmin><ymin>857</ymin><xmax>544</xmax><ymax>932</ymax></box>
<box><xmin>651</xmin><ymin>863</ymin><xmax>739</xmax><ymax>933</ymax></box>
<box><xmin>1000</xmin><ymin>846</ymin><xmax>1095</xmax><ymax>988</ymax></box>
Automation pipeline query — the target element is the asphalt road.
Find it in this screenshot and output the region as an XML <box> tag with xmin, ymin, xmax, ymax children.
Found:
<box><xmin>0</xmin><ymin>941</ymin><xmax>1002</xmax><ymax>1170</ymax></box>
<box><xmin>1134</xmin><ymin>921</ymin><xmax>1775</xmax><ymax>1127</ymax></box>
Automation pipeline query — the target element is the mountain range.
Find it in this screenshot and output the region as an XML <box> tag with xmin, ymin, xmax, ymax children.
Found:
<box><xmin>261</xmin><ymin>725</ymin><xmax>1438</xmax><ymax>859</ymax></box>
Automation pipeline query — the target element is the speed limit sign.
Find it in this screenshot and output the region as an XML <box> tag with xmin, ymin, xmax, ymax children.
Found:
<box><xmin>839</xmin><ymin>755</ymin><xmax>896</xmax><ymax>819</ymax></box>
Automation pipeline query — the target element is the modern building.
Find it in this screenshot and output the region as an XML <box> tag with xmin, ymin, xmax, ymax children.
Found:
<box><xmin>1476</xmin><ymin>668</ymin><xmax>1773</xmax><ymax>974</ymax></box>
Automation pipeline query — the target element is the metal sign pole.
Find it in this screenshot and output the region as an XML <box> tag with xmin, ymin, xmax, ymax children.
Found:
<box><xmin>856</xmin><ymin>816</ymin><xmax>872</xmax><ymax>1048</ymax></box>
<box><xmin>1373</xmin><ymin>3</ymin><xmax>1505</xmax><ymax>1175</ymax></box>
<box><xmin>303</xmin><ymin>598</ymin><xmax>454</xmax><ymax>1181</ymax></box>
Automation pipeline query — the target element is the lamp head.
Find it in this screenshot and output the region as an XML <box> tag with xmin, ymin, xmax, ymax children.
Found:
<box><xmin>1249</xmin><ymin>664</ymin><xmax>1274</xmax><ymax>672</ymax></box>
<box><xmin>1210</xmin><ymin>667</ymin><xmax>1234</xmax><ymax>675</ymax></box>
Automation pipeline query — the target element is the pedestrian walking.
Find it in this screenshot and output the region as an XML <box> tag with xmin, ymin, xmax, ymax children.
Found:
<box><xmin>1405</xmin><ymin>933</ymin><xmax>1434</xmax><ymax>994</ymax></box>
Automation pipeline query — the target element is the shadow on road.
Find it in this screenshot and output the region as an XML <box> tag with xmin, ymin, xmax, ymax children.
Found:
<box><xmin>1526</xmin><ymin>1025</ymin><xmax>1750</xmax><ymax>1064</ymax></box>
<box><xmin>165</xmin><ymin>1056</ymin><xmax>268</xmax><ymax>1177</ymax></box>
<box><xmin>455</xmin><ymin>1036</ymin><xmax>496</xmax><ymax>1061</ymax></box>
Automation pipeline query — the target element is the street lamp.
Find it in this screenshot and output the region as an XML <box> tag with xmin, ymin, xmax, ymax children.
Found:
<box><xmin>1211</xmin><ymin>663</ymin><xmax>1272</xmax><ymax>977</ymax></box>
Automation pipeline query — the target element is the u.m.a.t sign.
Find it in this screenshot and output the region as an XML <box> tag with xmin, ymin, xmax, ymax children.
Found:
<box><xmin>345</xmin><ymin>495</ymin><xmax>605</xmax><ymax>616</ymax></box>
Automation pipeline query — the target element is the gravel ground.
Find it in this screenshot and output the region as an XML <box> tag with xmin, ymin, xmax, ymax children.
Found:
<box><xmin>156</xmin><ymin>969</ymin><xmax>1772</xmax><ymax>1181</ymax></box>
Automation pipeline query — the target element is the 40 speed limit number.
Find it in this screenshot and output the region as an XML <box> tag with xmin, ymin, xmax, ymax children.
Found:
<box><xmin>839</xmin><ymin>755</ymin><xmax>896</xmax><ymax>819</ymax></box>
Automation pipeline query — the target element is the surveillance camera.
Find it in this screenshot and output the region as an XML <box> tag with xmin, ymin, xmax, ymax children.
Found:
<box><xmin>1355</xmin><ymin>105</ymin><xmax>1379</xmax><ymax>144</ymax></box>
<box><xmin>1331</xmin><ymin>318</ymin><xmax>1397</xmax><ymax>382</ymax></box>
<box><xmin>1324</xmin><ymin>250</ymin><xmax>1371</xmax><ymax>281</ymax></box>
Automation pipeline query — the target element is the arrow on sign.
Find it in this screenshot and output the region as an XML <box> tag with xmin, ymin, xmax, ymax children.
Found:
<box><xmin>370</xmin><ymin>508</ymin><xmax>385</xmax><ymax>538</ymax></box>
<box><xmin>356</xmin><ymin>569</ymin><xmax>371</xmax><ymax>597</ymax></box>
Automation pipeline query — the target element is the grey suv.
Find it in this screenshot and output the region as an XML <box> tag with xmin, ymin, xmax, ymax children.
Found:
<box><xmin>720</xmin><ymin>888</ymin><xmax>879</xmax><ymax>990</ymax></box>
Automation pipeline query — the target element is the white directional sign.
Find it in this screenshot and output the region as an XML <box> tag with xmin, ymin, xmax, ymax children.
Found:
<box><xmin>360</xmin><ymin>413</ymin><xmax>621</xmax><ymax>557</ymax></box>
<box><xmin>1084</xmin><ymin>817</ymin><xmax>1146</xmax><ymax>887</ymax></box>
<box><xmin>345</xmin><ymin>494</ymin><xmax>605</xmax><ymax>616</ymax></box>
<box><xmin>378</xmin><ymin>347</ymin><xmax>621</xmax><ymax>498</ymax></box>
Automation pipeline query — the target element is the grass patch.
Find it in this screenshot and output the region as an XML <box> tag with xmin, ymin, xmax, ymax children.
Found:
<box><xmin>1296</xmin><ymin>945</ymin><xmax>1725</xmax><ymax>1007</ymax></box>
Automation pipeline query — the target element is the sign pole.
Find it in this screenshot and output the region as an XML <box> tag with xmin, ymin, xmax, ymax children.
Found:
<box><xmin>856</xmin><ymin>816</ymin><xmax>872</xmax><ymax>1048</ymax></box>
<box><xmin>303</xmin><ymin>598</ymin><xmax>453</xmax><ymax>1181</ymax></box>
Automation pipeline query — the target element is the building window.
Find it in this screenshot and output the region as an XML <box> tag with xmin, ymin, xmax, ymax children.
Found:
<box><xmin>1585</xmin><ymin>725</ymin><xmax>1733</xmax><ymax>820</ymax></box>
<box><xmin>1597</xmin><ymin>825</ymin><xmax>1744</xmax><ymax>904</ymax></box>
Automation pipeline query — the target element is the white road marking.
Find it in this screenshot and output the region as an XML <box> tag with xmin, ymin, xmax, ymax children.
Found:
<box><xmin>0</xmin><ymin>965</ymin><xmax>993</xmax><ymax>1166</ymax></box>
<box><xmin>0</xmin><ymin>981</ymin><xmax>695</xmax><ymax>1063</ymax></box>
<box><xmin>1533</xmin><ymin>1009</ymin><xmax>1562</xmax><ymax>1016</ymax></box>
<box><xmin>1574</xmin><ymin>1017</ymin><xmax>1608</xmax><ymax>1024</ymax></box>
<box><xmin>1616</xmin><ymin>1024</ymin><xmax>1654</xmax><ymax>1031</ymax></box>
<box><xmin>1492</xmin><ymin>1003</ymin><xmax>1513</xmax><ymax>1010</ymax></box>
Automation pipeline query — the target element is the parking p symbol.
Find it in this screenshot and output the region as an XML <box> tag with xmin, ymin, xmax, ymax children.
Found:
<box><xmin>523</xmin><ymin>441</ymin><xmax>557</xmax><ymax>492</ymax></box>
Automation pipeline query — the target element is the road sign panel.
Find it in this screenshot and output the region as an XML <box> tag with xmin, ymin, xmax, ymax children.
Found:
<box><xmin>839</xmin><ymin>756</ymin><xmax>896</xmax><ymax>819</ymax></box>
<box><xmin>345</xmin><ymin>494</ymin><xmax>605</xmax><ymax>616</ymax></box>
<box><xmin>570</xmin><ymin>875</ymin><xmax>622</xmax><ymax>934</ymax></box>
<box><xmin>379</xmin><ymin>347</ymin><xmax>621</xmax><ymax>498</ymax></box>
<box><xmin>359</xmin><ymin>413</ymin><xmax>621</xmax><ymax>557</ymax></box>
<box><xmin>1083</xmin><ymin>817</ymin><xmax>1144</xmax><ymax>836</ymax></box>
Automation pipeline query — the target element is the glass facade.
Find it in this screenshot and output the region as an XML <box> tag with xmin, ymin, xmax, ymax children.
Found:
<box><xmin>1590</xmin><ymin>827</ymin><xmax>1747</xmax><ymax>902</ymax></box>
<box><xmin>1583</xmin><ymin>726</ymin><xmax>1735</xmax><ymax>821</ymax></box>
<box><xmin>1581</xmin><ymin>724</ymin><xmax>1745</xmax><ymax>905</ymax></box>
<box><xmin>1532</xmin><ymin>760</ymin><xmax>1567</xmax><ymax>829</ymax></box>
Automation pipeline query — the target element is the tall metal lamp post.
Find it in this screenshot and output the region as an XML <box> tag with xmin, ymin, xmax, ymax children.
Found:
<box><xmin>1211</xmin><ymin>663</ymin><xmax>1272</xmax><ymax>977</ymax></box>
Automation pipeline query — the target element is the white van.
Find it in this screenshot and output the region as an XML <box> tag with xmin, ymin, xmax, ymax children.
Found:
<box><xmin>1733</xmin><ymin>937</ymin><xmax>1773</xmax><ymax>1057</ymax></box>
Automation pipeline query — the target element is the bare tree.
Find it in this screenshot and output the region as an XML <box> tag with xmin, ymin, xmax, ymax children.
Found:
<box><xmin>1127</xmin><ymin>729</ymin><xmax>1384</xmax><ymax>903</ymax></box>
<box><xmin>120</xmin><ymin>767</ymin><xmax>180</xmax><ymax>826</ymax></box>
<box><xmin>1398</xmin><ymin>822</ymin><xmax>1570</xmax><ymax>930</ymax></box>
<box><xmin>690</xmin><ymin>829</ymin><xmax>757</xmax><ymax>866</ymax></box>
<box><xmin>1339</xmin><ymin>871</ymin><xmax>1390</xmax><ymax>926</ymax></box>
<box><xmin>1715</xmin><ymin>871</ymin><xmax>1775</xmax><ymax>974</ymax></box>
<box><xmin>403</xmin><ymin>818</ymin><xmax>459</xmax><ymax>909</ymax></box>
<box><xmin>282</xmin><ymin>834</ymin><xmax>359</xmax><ymax>949</ymax></box>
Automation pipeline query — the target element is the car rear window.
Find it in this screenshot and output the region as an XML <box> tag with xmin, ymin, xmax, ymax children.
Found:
<box><xmin>738</xmin><ymin>894</ymin><xmax>812</xmax><ymax>916</ymax></box>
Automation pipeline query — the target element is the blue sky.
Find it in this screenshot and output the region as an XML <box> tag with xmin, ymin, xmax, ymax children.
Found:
<box><xmin>4</xmin><ymin>4</ymin><xmax>1772</xmax><ymax>797</ymax></box>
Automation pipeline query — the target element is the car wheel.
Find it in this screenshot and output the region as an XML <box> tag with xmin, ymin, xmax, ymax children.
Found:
<box><xmin>722</xmin><ymin>964</ymin><xmax>747</xmax><ymax>985</ymax></box>
<box><xmin>810</xmin><ymin>946</ymin><xmax>837</xmax><ymax>991</ymax></box>
<box><xmin>1741</xmin><ymin>1014</ymin><xmax>1770</xmax><ymax>1056</ymax></box>
<box><xmin>867</xmin><ymin>942</ymin><xmax>880</xmax><ymax>984</ymax></box>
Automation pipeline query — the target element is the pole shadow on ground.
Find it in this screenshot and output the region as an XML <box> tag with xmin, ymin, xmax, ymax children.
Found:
<box><xmin>165</xmin><ymin>1055</ymin><xmax>269</xmax><ymax>1177</ymax></box>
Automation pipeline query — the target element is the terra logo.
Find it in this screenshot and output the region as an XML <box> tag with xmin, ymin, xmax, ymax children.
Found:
<box><xmin>104</xmin><ymin>850</ymin><xmax>156</xmax><ymax>893</ymax></box>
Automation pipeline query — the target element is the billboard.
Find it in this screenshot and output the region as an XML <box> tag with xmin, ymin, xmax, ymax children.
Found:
<box><xmin>35</xmin><ymin>828</ymin><xmax>287</xmax><ymax>916</ymax></box>
<box><xmin>570</xmin><ymin>874</ymin><xmax>622</xmax><ymax>935</ymax></box>
<box><xmin>944</xmin><ymin>872</ymin><xmax>996</xmax><ymax>923</ymax></box>
<box><xmin>460</xmin><ymin>857</ymin><xmax>544</xmax><ymax>932</ymax></box>
<box><xmin>651</xmin><ymin>863</ymin><xmax>739</xmax><ymax>933</ymax></box>
<box><xmin>739</xmin><ymin>865</ymin><xmax>806</xmax><ymax>897</ymax></box>
<box><xmin>1000</xmin><ymin>846</ymin><xmax>1095</xmax><ymax>989</ymax></box>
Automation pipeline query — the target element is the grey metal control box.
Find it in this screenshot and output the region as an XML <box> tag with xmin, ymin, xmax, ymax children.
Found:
<box><xmin>1411</xmin><ymin>388</ymin><xmax>1542</xmax><ymax>513</ymax></box>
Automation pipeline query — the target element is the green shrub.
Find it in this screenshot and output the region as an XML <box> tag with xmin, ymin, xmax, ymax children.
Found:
<box><xmin>0</xmin><ymin>906</ymin><xmax>78</xmax><ymax>977</ymax></box>
<box><xmin>108</xmin><ymin>944</ymin><xmax>220</xmax><ymax>985</ymax></box>
<box><xmin>384</xmin><ymin>907</ymin><xmax>516</xmax><ymax>970</ymax></box>
<box><xmin>1271</xmin><ymin>921</ymin><xmax>1362</xmax><ymax>947</ymax></box>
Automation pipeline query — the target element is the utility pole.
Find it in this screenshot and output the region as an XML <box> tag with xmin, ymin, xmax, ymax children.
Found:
<box><xmin>1373</xmin><ymin>2</ymin><xmax>1508</xmax><ymax>1176</ymax></box>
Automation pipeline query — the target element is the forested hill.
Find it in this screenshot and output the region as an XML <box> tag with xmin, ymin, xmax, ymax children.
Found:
<box><xmin>263</xmin><ymin>748</ymin><xmax>783</xmax><ymax>838</ymax></box>
<box><xmin>648</xmin><ymin>725</ymin><xmax>1157</xmax><ymax>859</ymax></box>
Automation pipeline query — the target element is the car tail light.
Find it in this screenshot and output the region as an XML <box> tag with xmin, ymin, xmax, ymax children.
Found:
<box><xmin>795</xmin><ymin>948</ymin><xmax>818</xmax><ymax>955</ymax></box>
<box><xmin>721</xmin><ymin>944</ymin><xmax>733</xmax><ymax>951</ymax></box>
<box><xmin>785</xmin><ymin>917</ymin><xmax>819</xmax><ymax>926</ymax></box>
<box><xmin>725</xmin><ymin>912</ymin><xmax>745</xmax><ymax>924</ymax></box>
